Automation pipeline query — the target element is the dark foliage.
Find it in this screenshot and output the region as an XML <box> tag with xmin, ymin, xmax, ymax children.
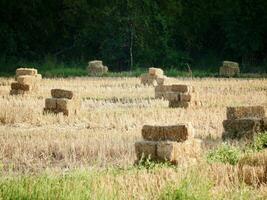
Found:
<box><xmin>1</xmin><ymin>0</ymin><xmax>267</xmax><ymax>72</ymax></box>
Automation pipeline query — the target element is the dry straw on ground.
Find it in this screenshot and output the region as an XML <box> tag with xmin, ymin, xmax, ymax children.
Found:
<box><xmin>0</xmin><ymin>76</ymin><xmax>266</xmax><ymax>198</ymax></box>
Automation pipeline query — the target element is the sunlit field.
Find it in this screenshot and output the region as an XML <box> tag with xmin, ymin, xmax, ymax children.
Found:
<box><xmin>0</xmin><ymin>77</ymin><xmax>266</xmax><ymax>199</ymax></box>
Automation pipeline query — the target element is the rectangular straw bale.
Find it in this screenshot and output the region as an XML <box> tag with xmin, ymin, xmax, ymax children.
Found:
<box><xmin>135</xmin><ymin>141</ymin><xmax>157</xmax><ymax>160</ymax></box>
<box><xmin>142</xmin><ymin>123</ymin><xmax>194</xmax><ymax>142</ymax></box>
<box><xmin>157</xmin><ymin>139</ymin><xmax>203</xmax><ymax>163</ymax></box>
<box><xmin>171</xmin><ymin>84</ymin><xmax>191</xmax><ymax>93</ymax></box>
<box><xmin>179</xmin><ymin>93</ymin><xmax>191</xmax><ymax>102</ymax></box>
<box><xmin>155</xmin><ymin>85</ymin><xmax>172</xmax><ymax>93</ymax></box>
<box><xmin>51</xmin><ymin>89</ymin><xmax>73</xmax><ymax>99</ymax></box>
<box><xmin>10</xmin><ymin>89</ymin><xmax>26</xmax><ymax>95</ymax></box>
<box><xmin>16</xmin><ymin>68</ymin><xmax>37</xmax><ymax>76</ymax></box>
<box><xmin>223</xmin><ymin>61</ymin><xmax>239</xmax><ymax>68</ymax></box>
<box><xmin>165</xmin><ymin>92</ymin><xmax>180</xmax><ymax>101</ymax></box>
<box><xmin>148</xmin><ymin>68</ymin><xmax>164</xmax><ymax>76</ymax></box>
<box><xmin>17</xmin><ymin>75</ymin><xmax>37</xmax><ymax>85</ymax></box>
<box><xmin>223</xmin><ymin>118</ymin><xmax>262</xmax><ymax>132</ymax></box>
<box><xmin>166</xmin><ymin>93</ymin><xmax>191</xmax><ymax>102</ymax></box>
<box><xmin>226</xmin><ymin>106</ymin><xmax>265</xmax><ymax>120</ymax></box>
<box><xmin>11</xmin><ymin>82</ymin><xmax>30</xmax><ymax>91</ymax></box>
<box><xmin>222</xmin><ymin>118</ymin><xmax>262</xmax><ymax>140</ymax></box>
<box><xmin>45</xmin><ymin>98</ymin><xmax>57</xmax><ymax>109</ymax></box>
<box><xmin>56</xmin><ymin>98</ymin><xmax>71</xmax><ymax>110</ymax></box>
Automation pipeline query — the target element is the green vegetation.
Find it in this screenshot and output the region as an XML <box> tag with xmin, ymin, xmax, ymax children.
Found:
<box><xmin>206</xmin><ymin>143</ymin><xmax>242</xmax><ymax>165</ymax></box>
<box><xmin>250</xmin><ymin>132</ymin><xmax>267</xmax><ymax>152</ymax></box>
<box><xmin>0</xmin><ymin>167</ymin><xmax>260</xmax><ymax>200</ymax></box>
<box><xmin>207</xmin><ymin>132</ymin><xmax>267</xmax><ymax>165</ymax></box>
<box><xmin>160</xmin><ymin>172</ymin><xmax>212</xmax><ymax>200</ymax></box>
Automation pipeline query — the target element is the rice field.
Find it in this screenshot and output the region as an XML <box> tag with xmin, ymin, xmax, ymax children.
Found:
<box><xmin>0</xmin><ymin>77</ymin><xmax>266</xmax><ymax>199</ymax></box>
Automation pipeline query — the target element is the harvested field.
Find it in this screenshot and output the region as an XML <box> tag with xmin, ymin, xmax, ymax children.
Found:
<box><xmin>0</xmin><ymin>77</ymin><xmax>266</xmax><ymax>199</ymax></box>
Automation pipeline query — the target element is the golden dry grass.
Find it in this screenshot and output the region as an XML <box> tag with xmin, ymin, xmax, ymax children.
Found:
<box><xmin>0</xmin><ymin>77</ymin><xmax>266</xmax><ymax>199</ymax></box>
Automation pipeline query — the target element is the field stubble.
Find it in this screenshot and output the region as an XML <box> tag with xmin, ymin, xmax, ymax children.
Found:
<box><xmin>0</xmin><ymin>77</ymin><xmax>266</xmax><ymax>199</ymax></box>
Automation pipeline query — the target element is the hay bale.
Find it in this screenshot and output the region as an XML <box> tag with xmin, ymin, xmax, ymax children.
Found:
<box><xmin>169</xmin><ymin>101</ymin><xmax>190</xmax><ymax>108</ymax></box>
<box><xmin>171</xmin><ymin>84</ymin><xmax>191</xmax><ymax>93</ymax></box>
<box><xmin>11</xmin><ymin>82</ymin><xmax>30</xmax><ymax>91</ymax></box>
<box><xmin>141</xmin><ymin>68</ymin><xmax>165</xmax><ymax>86</ymax></box>
<box><xmin>142</xmin><ymin>123</ymin><xmax>194</xmax><ymax>142</ymax></box>
<box><xmin>87</xmin><ymin>60</ymin><xmax>108</xmax><ymax>76</ymax></box>
<box><xmin>135</xmin><ymin>141</ymin><xmax>157</xmax><ymax>160</ymax></box>
<box><xmin>238</xmin><ymin>150</ymin><xmax>267</xmax><ymax>185</ymax></box>
<box><xmin>219</xmin><ymin>61</ymin><xmax>240</xmax><ymax>77</ymax></box>
<box><xmin>51</xmin><ymin>89</ymin><xmax>73</xmax><ymax>99</ymax></box>
<box><xmin>155</xmin><ymin>85</ymin><xmax>172</xmax><ymax>93</ymax></box>
<box><xmin>56</xmin><ymin>98</ymin><xmax>72</xmax><ymax>111</ymax></box>
<box><xmin>16</xmin><ymin>68</ymin><xmax>37</xmax><ymax>76</ymax></box>
<box><xmin>44</xmin><ymin>89</ymin><xmax>79</xmax><ymax>116</ymax></box>
<box><xmin>222</xmin><ymin>118</ymin><xmax>262</xmax><ymax>140</ymax></box>
<box><xmin>88</xmin><ymin>60</ymin><xmax>102</xmax><ymax>66</ymax></box>
<box><xmin>157</xmin><ymin>139</ymin><xmax>203</xmax><ymax>164</ymax></box>
<box><xmin>140</xmin><ymin>74</ymin><xmax>157</xmax><ymax>86</ymax></box>
<box><xmin>223</xmin><ymin>61</ymin><xmax>239</xmax><ymax>68</ymax></box>
<box><xmin>44</xmin><ymin>99</ymin><xmax>80</xmax><ymax>116</ymax></box>
<box><xmin>155</xmin><ymin>85</ymin><xmax>172</xmax><ymax>99</ymax></box>
<box><xmin>180</xmin><ymin>93</ymin><xmax>191</xmax><ymax>102</ymax></box>
<box><xmin>45</xmin><ymin>98</ymin><xmax>57</xmax><ymax>109</ymax></box>
<box><xmin>10</xmin><ymin>68</ymin><xmax>41</xmax><ymax>95</ymax></box>
<box><xmin>156</xmin><ymin>75</ymin><xmax>166</xmax><ymax>85</ymax></box>
<box><xmin>148</xmin><ymin>67</ymin><xmax>164</xmax><ymax>76</ymax></box>
<box><xmin>17</xmin><ymin>75</ymin><xmax>38</xmax><ymax>85</ymax></box>
<box><xmin>226</xmin><ymin>106</ymin><xmax>265</xmax><ymax>120</ymax></box>
<box><xmin>165</xmin><ymin>92</ymin><xmax>180</xmax><ymax>101</ymax></box>
<box><xmin>9</xmin><ymin>89</ymin><xmax>26</xmax><ymax>95</ymax></box>
<box><xmin>165</xmin><ymin>93</ymin><xmax>192</xmax><ymax>102</ymax></box>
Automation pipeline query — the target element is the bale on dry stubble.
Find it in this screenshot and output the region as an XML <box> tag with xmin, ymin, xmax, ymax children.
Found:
<box><xmin>87</xmin><ymin>60</ymin><xmax>108</xmax><ymax>76</ymax></box>
<box><xmin>148</xmin><ymin>68</ymin><xmax>164</xmax><ymax>76</ymax></box>
<box><xmin>164</xmin><ymin>93</ymin><xmax>192</xmax><ymax>102</ymax></box>
<box><xmin>16</xmin><ymin>68</ymin><xmax>37</xmax><ymax>76</ymax></box>
<box><xmin>11</xmin><ymin>82</ymin><xmax>31</xmax><ymax>91</ymax></box>
<box><xmin>9</xmin><ymin>89</ymin><xmax>26</xmax><ymax>95</ymax></box>
<box><xmin>226</xmin><ymin>106</ymin><xmax>265</xmax><ymax>120</ymax></box>
<box><xmin>16</xmin><ymin>75</ymin><xmax>38</xmax><ymax>85</ymax></box>
<box><xmin>135</xmin><ymin>140</ymin><xmax>157</xmax><ymax>160</ymax></box>
<box><xmin>222</xmin><ymin>118</ymin><xmax>262</xmax><ymax>140</ymax></box>
<box><xmin>45</xmin><ymin>98</ymin><xmax>57</xmax><ymax>109</ymax></box>
<box><xmin>219</xmin><ymin>61</ymin><xmax>240</xmax><ymax>77</ymax></box>
<box><xmin>51</xmin><ymin>89</ymin><xmax>74</xmax><ymax>99</ymax></box>
<box><xmin>141</xmin><ymin>123</ymin><xmax>195</xmax><ymax>142</ymax></box>
<box><xmin>157</xmin><ymin>139</ymin><xmax>203</xmax><ymax>164</ymax></box>
<box><xmin>171</xmin><ymin>84</ymin><xmax>191</xmax><ymax>93</ymax></box>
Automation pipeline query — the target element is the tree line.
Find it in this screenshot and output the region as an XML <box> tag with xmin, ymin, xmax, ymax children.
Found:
<box><xmin>1</xmin><ymin>0</ymin><xmax>267</xmax><ymax>72</ymax></box>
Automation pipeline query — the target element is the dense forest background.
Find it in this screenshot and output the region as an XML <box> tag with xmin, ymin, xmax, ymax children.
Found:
<box><xmin>1</xmin><ymin>0</ymin><xmax>267</xmax><ymax>73</ymax></box>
